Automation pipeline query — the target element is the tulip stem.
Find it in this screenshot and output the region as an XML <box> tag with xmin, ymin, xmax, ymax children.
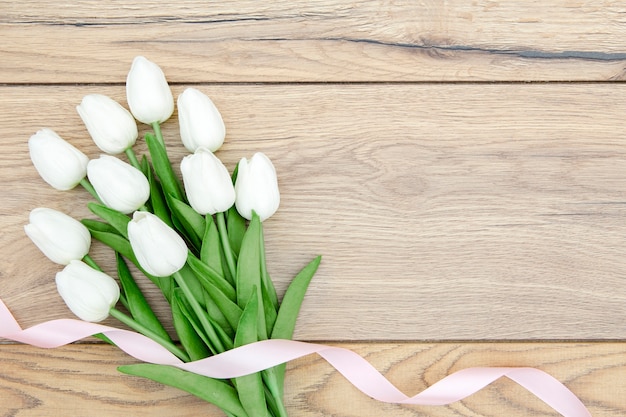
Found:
<box><xmin>125</xmin><ymin>148</ymin><xmax>142</xmax><ymax>171</ymax></box>
<box><xmin>216</xmin><ymin>212</ymin><xmax>237</xmax><ymax>281</ymax></box>
<box><xmin>258</xmin><ymin>220</ymin><xmax>278</xmax><ymax>311</ymax></box>
<box><xmin>173</xmin><ymin>271</ymin><xmax>227</xmax><ymax>354</ymax></box>
<box><xmin>151</xmin><ymin>122</ymin><xmax>165</xmax><ymax>148</ymax></box>
<box><xmin>79</xmin><ymin>178</ymin><xmax>102</xmax><ymax>203</ymax></box>
<box><xmin>109</xmin><ymin>307</ymin><xmax>190</xmax><ymax>362</ymax></box>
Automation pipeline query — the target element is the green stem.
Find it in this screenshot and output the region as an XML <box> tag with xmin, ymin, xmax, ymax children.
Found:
<box><xmin>125</xmin><ymin>147</ymin><xmax>142</xmax><ymax>171</ymax></box>
<box><xmin>216</xmin><ymin>212</ymin><xmax>237</xmax><ymax>281</ymax></box>
<box><xmin>173</xmin><ymin>270</ymin><xmax>226</xmax><ymax>354</ymax></box>
<box><xmin>151</xmin><ymin>122</ymin><xmax>165</xmax><ymax>148</ymax></box>
<box><xmin>145</xmin><ymin>129</ymin><xmax>184</xmax><ymax>202</ymax></box>
<box><xmin>79</xmin><ymin>178</ymin><xmax>101</xmax><ymax>202</ymax></box>
<box><xmin>109</xmin><ymin>307</ymin><xmax>190</xmax><ymax>362</ymax></box>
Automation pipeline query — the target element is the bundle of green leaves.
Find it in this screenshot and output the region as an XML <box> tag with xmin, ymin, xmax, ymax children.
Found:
<box><xmin>25</xmin><ymin>56</ymin><xmax>320</xmax><ymax>417</ymax></box>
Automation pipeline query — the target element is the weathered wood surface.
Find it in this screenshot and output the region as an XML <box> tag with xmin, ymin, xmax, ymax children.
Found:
<box><xmin>0</xmin><ymin>342</ymin><xmax>623</xmax><ymax>417</ymax></box>
<box><xmin>1</xmin><ymin>0</ymin><xmax>625</xmax><ymax>415</ymax></box>
<box><xmin>2</xmin><ymin>1</ymin><xmax>626</xmax><ymax>83</ymax></box>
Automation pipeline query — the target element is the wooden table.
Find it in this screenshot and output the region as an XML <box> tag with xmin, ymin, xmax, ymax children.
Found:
<box><xmin>1</xmin><ymin>1</ymin><xmax>625</xmax><ymax>415</ymax></box>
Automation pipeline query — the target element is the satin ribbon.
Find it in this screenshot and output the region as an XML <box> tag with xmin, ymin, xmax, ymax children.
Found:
<box><xmin>0</xmin><ymin>299</ymin><xmax>590</xmax><ymax>416</ymax></box>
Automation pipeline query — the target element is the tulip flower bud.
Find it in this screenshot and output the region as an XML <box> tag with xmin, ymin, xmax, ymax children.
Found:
<box><xmin>178</xmin><ymin>88</ymin><xmax>226</xmax><ymax>152</ymax></box>
<box><xmin>28</xmin><ymin>128</ymin><xmax>88</xmax><ymax>190</ymax></box>
<box><xmin>56</xmin><ymin>260</ymin><xmax>120</xmax><ymax>322</ymax></box>
<box><xmin>181</xmin><ymin>148</ymin><xmax>235</xmax><ymax>215</ymax></box>
<box><xmin>128</xmin><ymin>211</ymin><xmax>188</xmax><ymax>277</ymax></box>
<box><xmin>125</xmin><ymin>56</ymin><xmax>174</xmax><ymax>124</ymax></box>
<box><xmin>234</xmin><ymin>152</ymin><xmax>280</xmax><ymax>221</ymax></box>
<box><xmin>24</xmin><ymin>207</ymin><xmax>91</xmax><ymax>265</ymax></box>
<box><xmin>77</xmin><ymin>94</ymin><xmax>138</xmax><ymax>154</ymax></box>
<box><xmin>87</xmin><ymin>155</ymin><xmax>149</xmax><ymax>214</ymax></box>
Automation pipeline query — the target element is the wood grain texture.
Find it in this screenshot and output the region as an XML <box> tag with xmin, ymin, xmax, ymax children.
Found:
<box><xmin>2</xmin><ymin>1</ymin><xmax>626</xmax><ymax>83</ymax></box>
<box><xmin>2</xmin><ymin>1</ymin><xmax>625</xmax><ymax>415</ymax></box>
<box><xmin>0</xmin><ymin>342</ymin><xmax>623</xmax><ymax>417</ymax></box>
<box><xmin>2</xmin><ymin>84</ymin><xmax>626</xmax><ymax>340</ymax></box>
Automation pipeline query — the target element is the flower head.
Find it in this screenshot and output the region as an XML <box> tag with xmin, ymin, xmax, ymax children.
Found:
<box><xmin>178</xmin><ymin>88</ymin><xmax>226</xmax><ymax>152</ymax></box>
<box><xmin>234</xmin><ymin>152</ymin><xmax>280</xmax><ymax>221</ymax></box>
<box><xmin>127</xmin><ymin>211</ymin><xmax>188</xmax><ymax>277</ymax></box>
<box><xmin>56</xmin><ymin>260</ymin><xmax>120</xmax><ymax>322</ymax></box>
<box><xmin>28</xmin><ymin>128</ymin><xmax>88</xmax><ymax>190</ymax></box>
<box><xmin>77</xmin><ymin>94</ymin><xmax>138</xmax><ymax>154</ymax></box>
<box><xmin>181</xmin><ymin>148</ymin><xmax>235</xmax><ymax>215</ymax></box>
<box><xmin>87</xmin><ymin>155</ymin><xmax>150</xmax><ymax>214</ymax></box>
<box><xmin>126</xmin><ymin>56</ymin><xmax>174</xmax><ymax>124</ymax></box>
<box><xmin>24</xmin><ymin>207</ymin><xmax>91</xmax><ymax>265</ymax></box>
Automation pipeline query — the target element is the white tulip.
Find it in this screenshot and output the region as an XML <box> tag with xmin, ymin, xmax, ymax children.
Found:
<box><xmin>127</xmin><ymin>211</ymin><xmax>188</xmax><ymax>277</ymax></box>
<box><xmin>181</xmin><ymin>148</ymin><xmax>235</xmax><ymax>215</ymax></box>
<box><xmin>28</xmin><ymin>128</ymin><xmax>88</xmax><ymax>190</ymax></box>
<box><xmin>24</xmin><ymin>208</ymin><xmax>91</xmax><ymax>265</ymax></box>
<box><xmin>77</xmin><ymin>94</ymin><xmax>138</xmax><ymax>154</ymax></box>
<box><xmin>125</xmin><ymin>56</ymin><xmax>174</xmax><ymax>124</ymax></box>
<box><xmin>56</xmin><ymin>260</ymin><xmax>120</xmax><ymax>322</ymax></box>
<box><xmin>178</xmin><ymin>88</ymin><xmax>226</xmax><ymax>152</ymax></box>
<box><xmin>87</xmin><ymin>155</ymin><xmax>149</xmax><ymax>214</ymax></box>
<box><xmin>234</xmin><ymin>152</ymin><xmax>280</xmax><ymax>221</ymax></box>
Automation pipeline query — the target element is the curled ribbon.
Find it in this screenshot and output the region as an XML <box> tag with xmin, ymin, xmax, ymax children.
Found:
<box><xmin>0</xmin><ymin>299</ymin><xmax>590</xmax><ymax>416</ymax></box>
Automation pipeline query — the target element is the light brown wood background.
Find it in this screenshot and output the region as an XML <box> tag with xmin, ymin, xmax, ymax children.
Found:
<box><xmin>1</xmin><ymin>1</ymin><xmax>625</xmax><ymax>416</ymax></box>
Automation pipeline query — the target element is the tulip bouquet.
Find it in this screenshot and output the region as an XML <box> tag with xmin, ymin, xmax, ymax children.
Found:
<box><xmin>25</xmin><ymin>56</ymin><xmax>320</xmax><ymax>417</ymax></box>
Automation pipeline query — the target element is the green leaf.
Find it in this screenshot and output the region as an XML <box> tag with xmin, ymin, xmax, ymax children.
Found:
<box><xmin>211</xmin><ymin>313</ymin><xmax>235</xmax><ymax>352</ymax></box>
<box><xmin>236</xmin><ymin>213</ymin><xmax>266</xmax><ymax>339</ymax></box>
<box><xmin>177</xmin><ymin>286</ymin><xmax>234</xmax><ymax>354</ymax></box>
<box><xmin>201</xmin><ymin>278</ymin><xmax>242</xmax><ymax>332</ymax></box>
<box><xmin>81</xmin><ymin>218</ymin><xmax>120</xmax><ymax>235</ymax></box>
<box><xmin>187</xmin><ymin>253</ymin><xmax>236</xmax><ymax>302</ymax></box>
<box><xmin>204</xmin><ymin>290</ymin><xmax>235</xmax><ymax>339</ymax></box>
<box><xmin>118</xmin><ymin>364</ymin><xmax>248</xmax><ymax>417</ymax></box>
<box><xmin>230</xmin><ymin>161</ymin><xmax>239</xmax><ymax>184</ymax></box>
<box><xmin>201</xmin><ymin>215</ymin><xmax>225</xmax><ymax>277</ymax></box>
<box><xmin>166</xmin><ymin>194</ymin><xmax>205</xmax><ymax>251</ymax></box>
<box><xmin>177</xmin><ymin>264</ymin><xmax>207</xmax><ymax>309</ymax></box>
<box><xmin>145</xmin><ymin>132</ymin><xmax>184</xmax><ymax>202</ymax></box>
<box><xmin>173</xmin><ymin>288</ymin><xmax>214</xmax><ymax>354</ymax></box>
<box><xmin>226</xmin><ymin>206</ymin><xmax>246</xmax><ymax>258</ymax></box>
<box><xmin>173</xmin><ymin>269</ymin><xmax>231</xmax><ymax>354</ymax></box>
<box><xmin>87</xmin><ymin>203</ymin><xmax>130</xmax><ymax>238</ymax></box>
<box><xmin>143</xmin><ymin>155</ymin><xmax>173</xmax><ymax>228</ymax></box>
<box><xmin>272</xmin><ymin>256</ymin><xmax>321</xmax><ymax>339</ymax></box>
<box><xmin>82</xmin><ymin>219</ymin><xmax>133</xmax><ymax>259</ymax></box>
<box><xmin>139</xmin><ymin>154</ymin><xmax>151</xmax><ymax>178</ymax></box>
<box><xmin>116</xmin><ymin>253</ymin><xmax>170</xmax><ymax>342</ymax></box>
<box><xmin>234</xmin><ymin>292</ymin><xmax>269</xmax><ymax>417</ymax></box>
<box><xmin>261</xmin><ymin>282</ymin><xmax>277</xmax><ymax>337</ymax></box>
<box><xmin>235</xmin><ymin>294</ymin><xmax>259</xmax><ymax>350</ymax></box>
<box><xmin>171</xmin><ymin>288</ymin><xmax>211</xmax><ymax>361</ymax></box>
<box><xmin>270</xmin><ymin>255</ymin><xmax>321</xmax><ymax>395</ymax></box>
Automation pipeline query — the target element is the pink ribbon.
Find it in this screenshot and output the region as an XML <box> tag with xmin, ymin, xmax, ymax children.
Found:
<box><xmin>0</xmin><ymin>299</ymin><xmax>590</xmax><ymax>416</ymax></box>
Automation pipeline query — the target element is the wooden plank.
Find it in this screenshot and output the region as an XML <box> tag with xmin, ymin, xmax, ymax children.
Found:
<box><xmin>0</xmin><ymin>342</ymin><xmax>622</xmax><ymax>416</ymax></box>
<box><xmin>2</xmin><ymin>1</ymin><xmax>626</xmax><ymax>83</ymax></box>
<box><xmin>2</xmin><ymin>83</ymin><xmax>626</xmax><ymax>340</ymax></box>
